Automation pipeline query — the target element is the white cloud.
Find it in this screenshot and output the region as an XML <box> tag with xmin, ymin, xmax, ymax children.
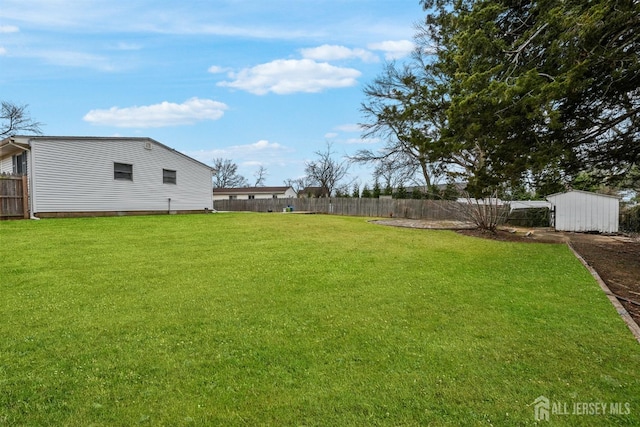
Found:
<box><xmin>345</xmin><ymin>137</ymin><xmax>381</xmax><ymax>144</ymax></box>
<box><xmin>300</xmin><ymin>44</ymin><xmax>377</xmax><ymax>63</ymax></box>
<box><xmin>217</xmin><ymin>59</ymin><xmax>361</xmax><ymax>95</ymax></box>
<box><xmin>324</xmin><ymin>132</ymin><xmax>339</xmax><ymax>139</ymax></box>
<box><xmin>250</xmin><ymin>140</ymin><xmax>282</xmax><ymax>150</ymax></box>
<box><xmin>0</xmin><ymin>25</ymin><xmax>20</xmax><ymax>34</ymax></box>
<box><xmin>335</xmin><ymin>123</ymin><xmax>363</xmax><ymax>133</ymax></box>
<box><xmin>112</xmin><ymin>41</ymin><xmax>142</xmax><ymax>51</ymax></box>
<box><xmin>37</xmin><ymin>50</ymin><xmax>117</xmax><ymax>71</ymax></box>
<box><xmin>185</xmin><ymin>139</ymin><xmax>292</xmax><ymax>167</ymax></box>
<box><xmin>0</xmin><ymin>25</ymin><xmax>19</xmax><ymax>33</ymax></box>
<box><xmin>368</xmin><ymin>40</ymin><xmax>414</xmax><ymax>60</ymax></box>
<box><xmin>83</xmin><ymin>97</ymin><xmax>228</xmax><ymax>128</ymax></box>
<box><xmin>194</xmin><ymin>140</ymin><xmax>287</xmax><ymax>158</ymax></box>
<box><xmin>242</xmin><ymin>160</ymin><xmax>264</xmax><ymax>167</ymax></box>
<box><xmin>207</xmin><ymin>65</ymin><xmax>232</xmax><ymax>74</ymax></box>
<box><xmin>0</xmin><ymin>47</ymin><xmax>6</xmax><ymax>56</ymax></box>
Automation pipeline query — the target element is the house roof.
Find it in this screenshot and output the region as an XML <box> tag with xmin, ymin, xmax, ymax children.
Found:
<box><xmin>1</xmin><ymin>135</ymin><xmax>214</xmax><ymax>172</ymax></box>
<box><xmin>0</xmin><ymin>137</ymin><xmax>30</xmax><ymax>156</ymax></box>
<box><xmin>300</xmin><ymin>186</ymin><xmax>325</xmax><ymax>194</ymax></box>
<box><xmin>546</xmin><ymin>189</ymin><xmax>620</xmax><ymax>200</ymax></box>
<box><xmin>213</xmin><ymin>186</ymin><xmax>294</xmax><ymax>195</ymax></box>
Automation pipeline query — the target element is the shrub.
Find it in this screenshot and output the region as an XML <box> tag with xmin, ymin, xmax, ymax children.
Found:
<box><xmin>620</xmin><ymin>205</ymin><xmax>640</xmax><ymax>233</ymax></box>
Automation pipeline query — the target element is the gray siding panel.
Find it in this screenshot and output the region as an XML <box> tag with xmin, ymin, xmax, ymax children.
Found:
<box><xmin>0</xmin><ymin>156</ymin><xmax>12</xmax><ymax>174</ymax></box>
<box><xmin>548</xmin><ymin>191</ymin><xmax>619</xmax><ymax>233</ymax></box>
<box><xmin>31</xmin><ymin>138</ymin><xmax>212</xmax><ymax>213</ymax></box>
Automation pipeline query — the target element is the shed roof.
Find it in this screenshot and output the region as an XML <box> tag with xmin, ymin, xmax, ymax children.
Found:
<box><xmin>546</xmin><ymin>189</ymin><xmax>620</xmax><ymax>200</ymax></box>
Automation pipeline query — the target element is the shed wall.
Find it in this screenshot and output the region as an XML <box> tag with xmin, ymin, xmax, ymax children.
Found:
<box><xmin>30</xmin><ymin>138</ymin><xmax>212</xmax><ymax>213</ymax></box>
<box><xmin>549</xmin><ymin>191</ymin><xmax>619</xmax><ymax>233</ymax></box>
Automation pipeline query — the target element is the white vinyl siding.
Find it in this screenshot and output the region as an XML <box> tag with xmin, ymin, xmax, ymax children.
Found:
<box><xmin>29</xmin><ymin>138</ymin><xmax>212</xmax><ymax>213</ymax></box>
<box><xmin>0</xmin><ymin>156</ymin><xmax>13</xmax><ymax>174</ymax></box>
<box><xmin>547</xmin><ymin>190</ymin><xmax>619</xmax><ymax>233</ymax></box>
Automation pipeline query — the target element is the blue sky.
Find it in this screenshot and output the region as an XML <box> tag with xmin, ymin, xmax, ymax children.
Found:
<box><xmin>0</xmin><ymin>0</ymin><xmax>424</xmax><ymax>187</ymax></box>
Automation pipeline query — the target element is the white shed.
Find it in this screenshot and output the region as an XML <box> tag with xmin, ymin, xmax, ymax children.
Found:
<box><xmin>546</xmin><ymin>190</ymin><xmax>619</xmax><ymax>233</ymax></box>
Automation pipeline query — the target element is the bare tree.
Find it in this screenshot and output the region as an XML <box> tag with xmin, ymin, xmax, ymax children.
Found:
<box><xmin>283</xmin><ymin>177</ymin><xmax>313</xmax><ymax>194</ymax></box>
<box><xmin>353</xmin><ymin>58</ymin><xmax>446</xmax><ymax>188</ymax></box>
<box><xmin>212</xmin><ymin>158</ymin><xmax>248</xmax><ymax>188</ymax></box>
<box><xmin>253</xmin><ymin>165</ymin><xmax>268</xmax><ymax>187</ymax></box>
<box><xmin>1</xmin><ymin>101</ymin><xmax>43</xmax><ymax>137</ymax></box>
<box><xmin>304</xmin><ymin>142</ymin><xmax>349</xmax><ymax>197</ymax></box>
<box><xmin>372</xmin><ymin>153</ymin><xmax>421</xmax><ymax>191</ymax></box>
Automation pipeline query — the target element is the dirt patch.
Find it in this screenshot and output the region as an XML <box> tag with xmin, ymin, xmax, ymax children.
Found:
<box><xmin>567</xmin><ymin>233</ymin><xmax>640</xmax><ymax>325</ymax></box>
<box><xmin>372</xmin><ymin>219</ymin><xmax>640</xmax><ymax>327</ymax></box>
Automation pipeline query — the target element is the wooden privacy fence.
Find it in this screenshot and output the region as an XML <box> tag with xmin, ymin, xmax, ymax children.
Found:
<box><xmin>0</xmin><ymin>174</ymin><xmax>29</xmax><ymax>219</ymax></box>
<box><xmin>214</xmin><ymin>198</ymin><xmax>469</xmax><ymax>221</ymax></box>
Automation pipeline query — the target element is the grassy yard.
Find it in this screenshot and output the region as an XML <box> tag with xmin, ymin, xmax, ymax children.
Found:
<box><xmin>1</xmin><ymin>213</ymin><xmax>638</xmax><ymax>425</ymax></box>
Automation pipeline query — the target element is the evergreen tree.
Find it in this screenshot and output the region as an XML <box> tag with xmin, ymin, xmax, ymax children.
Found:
<box><xmin>411</xmin><ymin>187</ymin><xmax>424</xmax><ymax>199</ymax></box>
<box><xmin>395</xmin><ymin>184</ymin><xmax>408</xmax><ymax>199</ymax></box>
<box><xmin>352</xmin><ymin>183</ymin><xmax>360</xmax><ymax>198</ymax></box>
<box><xmin>372</xmin><ymin>181</ymin><xmax>382</xmax><ymax>198</ymax></box>
<box><xmin>361</xmin><ymin>184</ymin><xmax>373</xmax><ymax>198</ymax></box>
<box><xmin>419</xmin><ymin>0</ymin><xmax>640</xmax><ymax>195</ymax></box>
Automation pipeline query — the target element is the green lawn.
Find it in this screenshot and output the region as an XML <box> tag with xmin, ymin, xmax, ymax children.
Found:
<box><xmin>1</xmin><ymin>213</ymin><xmax>638</xmax><ymax>425</ymax></box>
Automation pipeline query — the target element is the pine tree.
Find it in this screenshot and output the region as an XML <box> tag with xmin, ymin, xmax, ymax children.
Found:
<box><xmin>361</xmin><ymin>184</ymin><xmax>372</xmax><ymax>198</ymax></box>
<box><xmin>351</xmin><ymin>183</ymin><xmax>360</xmax><ymax>198</ymax></box>
<box><xmin>372</xmin><ymin>181</ymin><xmax>381</xmax><ymax>198</ymax></box>
<box><xmin>395</xmin><ymin>184</ymin><xmax>408</xmax><ymax>199</ymax></box>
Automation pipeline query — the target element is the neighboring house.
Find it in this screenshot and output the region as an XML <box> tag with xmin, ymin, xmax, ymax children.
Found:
<box><xmin>213</xmin><ymin>186</ymin><xmax>297</xmax><ymax>201</ymax></box>
<box><xmin>0</xmin><ymin>135</ymin><xmax>214</xmax><ymax>217</ymax></box>
<box><xmin>299</xmin><ymin>186</ymin><xmax>326</xmax><ymax>198</ymax></box>
<box><xmin>547</xmin><ymin>190</ymin><xmax>620</xmax><ymax>233</ymax></box>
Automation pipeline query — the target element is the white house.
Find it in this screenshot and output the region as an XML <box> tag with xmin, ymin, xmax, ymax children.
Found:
<box><xmin>213</xmin><ymin>186</ymin><xmax>297</xmax><ymax>201</ymax></box>
<box><xmin>547</xmin><ymin>190</ymin><xmax>620</xmax><ymax>233</ymax></box>
<box><xmin>0</xmin><ymin>136</ymin><xmax>214</xmax><ymax>217</ymax></box>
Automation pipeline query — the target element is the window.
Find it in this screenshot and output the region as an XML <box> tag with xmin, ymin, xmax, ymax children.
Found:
<box><xmin>272</xmin><ymin>195</ymin><xmax>278</xmax><ymax>199</ymax></box>
<box><xmin>114</xmin><ymin>163</ymin><xmax>133</xmax><ymax>180</ymax></box>
<box><xmin>12</xmin><ymin>152</ymin><xmax>27</xmax><ymax>175</ymax></box>
<box><xmin>248</xmin><ymin>195</ymin><xmax>255</xmax><ymax>200</ymax></box>
<box><xmin>229</xmin><ymin>195</ymin><xmax>237</xmax><ymax>200</ymax></box>
<box><xmin>163</xmin><ymin>169</ymin><xmax>177</xmax><ymax>184</ymax></box>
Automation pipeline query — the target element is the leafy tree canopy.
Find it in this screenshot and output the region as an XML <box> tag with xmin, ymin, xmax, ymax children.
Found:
<box><xmin>419</xmin><ymin>0</ymin><xmax>639</xmax><ymax>197</ymax></box>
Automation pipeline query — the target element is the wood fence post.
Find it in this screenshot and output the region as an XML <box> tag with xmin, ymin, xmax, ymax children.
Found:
<box><xmin>22</xmin><ymin>175</ymin><xmax>29</xmax><ymax>219</ymax></box>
